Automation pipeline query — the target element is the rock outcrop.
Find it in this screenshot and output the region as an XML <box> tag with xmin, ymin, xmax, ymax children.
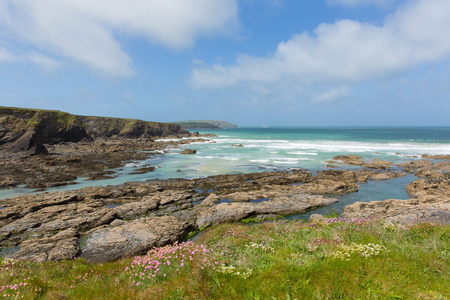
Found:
<box><xmin>342</xmin><ymin>196</ymin><xmax>450</xmax><ymax>225</ymax></box>
<box><xmin>0</xmin><ymin>106</ymin><xmax>190</xmax><ymax>158</ymax></box>
<box><xmin>81</xmin><ymin>216</ymin><xmax>192</xmax><ymax>263</ymax></box>
<box><xmin>180</xmin><ymin>149</ymin><xmax>197</xmax><ymax>154</ymax></box>
<box><xmin>0</xmin><ymin>169</ymin><xmax>353</xmax><ymax>262</ymax></box>
<box><xmin>195</xmin><ymin>194</ymin><xmax>337</xmax><ymax>228</ymax></box>
<box><xmin>342</xmin><ymin>156</ymin><xmax>450</xmax><ymax>225</ymax></box>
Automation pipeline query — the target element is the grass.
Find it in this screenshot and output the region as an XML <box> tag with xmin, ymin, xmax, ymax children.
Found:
<box><xmin>1</xmin><ymin>218</ymin><xmax>449</xmax><ymax>299</ymax></box>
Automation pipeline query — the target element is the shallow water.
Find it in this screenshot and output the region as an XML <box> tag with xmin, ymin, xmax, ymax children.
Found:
<box><xmin>288</xmin><ymin>174</ymin><xmax>416</xmax><ymax>221</ymax></box>
<box><xmin>1</xmin><ymin>127</ymin><xmax>448</xmax><ymax>202</ymax></box>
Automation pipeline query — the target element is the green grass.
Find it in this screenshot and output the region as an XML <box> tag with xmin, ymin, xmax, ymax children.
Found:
<box><xmin>1</xmin><ymin>218</ymin><xmax>449</xmax><ymax>299</ymax></box>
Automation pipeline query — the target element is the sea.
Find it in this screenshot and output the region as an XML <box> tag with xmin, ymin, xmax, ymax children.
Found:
<box><xmin>1</xmin><ymin>126</ymin><xmax>449</xmax><ymax>218</ymax></box>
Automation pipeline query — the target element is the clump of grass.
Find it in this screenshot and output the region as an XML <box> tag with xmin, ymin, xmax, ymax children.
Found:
<box><xmin>1</xmin><ymin>218</ymin><xmax>449</xmax><ymax>299</ymax></box>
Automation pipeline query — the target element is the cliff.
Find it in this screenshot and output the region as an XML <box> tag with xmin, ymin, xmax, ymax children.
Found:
<box><xmin>0</xmin><ymin>107</ymin><xmax>190</xmax><ymax>157</ymax></box>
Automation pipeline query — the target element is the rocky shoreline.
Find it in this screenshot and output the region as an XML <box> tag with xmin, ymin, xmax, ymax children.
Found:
<box><xmin>0</xmin><ymin>150</ymin><xmax>448</xmax><ymax>263</ymax></box>
<box><xmin>0</xmin><ymin>108</ymin><xmax>449</xmax><ymax>263</ymax></box>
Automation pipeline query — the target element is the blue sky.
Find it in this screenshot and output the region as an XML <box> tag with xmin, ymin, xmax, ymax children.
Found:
<box><xmin>1</xmin><ymin>0</ymin><xmax>449</xmax><ymax>126</ymax></box>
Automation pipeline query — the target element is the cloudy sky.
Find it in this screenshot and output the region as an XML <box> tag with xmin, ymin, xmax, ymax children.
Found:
<box><xmin>1</xmin><ymin>0</ymin><xmax>449</xmax><ymax>126</ymax></box>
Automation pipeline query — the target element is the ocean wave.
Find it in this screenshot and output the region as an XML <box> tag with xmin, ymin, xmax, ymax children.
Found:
<box><xmin>287</xmin><ymin>151</ymin><xmax>318</xmax><ymax>155</ymax></box>
<box><xmin>215</xmin><ymin>139</ymin><xmax>450</xmax><ymax>155</ymax></box>
<box><xmin>249</xmin><ymin>159</ymin><xmax>270</xmax><ymax>163</ymax></box>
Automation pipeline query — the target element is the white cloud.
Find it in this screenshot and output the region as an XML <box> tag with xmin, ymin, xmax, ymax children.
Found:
<box><xmin>0</xmin><ymin>47</ymin><xmax>15</xmax><ymax>62</ymax></box>
<box><xmin>26</xmin><ymin>52</ymin><xmax>63</xmax><ymax>70</ymax></box>
<box><xmin>0</xmin><ymin>0</ymin><xmax>239</xmax><ymax>76</ymax></box>
<box><xmin>191</xmin><ymin>0</ymin><xmax>450</xmax><ymax>101</ymax></box>
<box><xmin>314</xmin><ymin>85</ymin><xmax>352</xmax><ymax>102</ymax></box>
<box><xmin>0</xmin><ymin>47</ymin><xmax>62</xmax><ymax>70</ymax></box>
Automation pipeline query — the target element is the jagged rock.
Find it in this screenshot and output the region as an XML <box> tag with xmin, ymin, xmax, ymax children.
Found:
<box><xmin>12</xmin><ymin>228</ymin><xmax>79</xmax><ymax>262</ymax></box>
<box><xmin>180</xmin><ymin>149</ymin><xmax>197</xmax><ymax>154</ymax></box>
<box><xmin>406</xmin><ymin>178</ymin><xmax>450</xmax><ymax>198</ymax></box>
<box><xmin>397</xmin><ymin>160</ymin><xmax>434</xmax><ymax>173</ymax></box>
<box><xmin>81</xmin><ymin>216</ymin><xmax>192</xmax><ymax>262</ymax></box>
<box><xmin>0</xmin><ymin>177</ymin><xmax>19</xmax><ymax>188</ymax></box>
<box><xmin>0</xmin><ymin>201</ymin><xmax>117</xmax><ymax>237</ymax></box>
<box><xmin>1</xmin><ymin>128</ymin><xmax>48</xmax><ymax>156</ymax></box>
<box><xmin>342</xmin><ymin>195</ymin><xmax>450</xmax><ymax>225</ymax></box>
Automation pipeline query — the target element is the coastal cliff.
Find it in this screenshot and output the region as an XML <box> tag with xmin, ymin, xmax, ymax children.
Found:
<box><xmin>0</xmin><ymin>107</ymin><xmax>190</xmax><ymax>157</ymax></box>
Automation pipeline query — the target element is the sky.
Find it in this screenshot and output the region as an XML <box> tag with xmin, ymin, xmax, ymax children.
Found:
<box><xmin>0</xmin><ymin>0</ymin><xmax>449</xmax><ymax>126</ymax></box>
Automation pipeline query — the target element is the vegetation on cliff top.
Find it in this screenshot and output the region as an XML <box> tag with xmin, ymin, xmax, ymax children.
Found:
<box><xmin>173</xmin><ymin>120</ymin><xmax>238</xmax><ymax>129</ymax></box>
<box><xmin>1</xmin><ymin>218</ymin><xmax>448</xmax><ymax>299</ymax></box>
<box><xmin>0</xmin><ymin>106</ymin><xmax>188</xmax><ymax>144</ymax></box>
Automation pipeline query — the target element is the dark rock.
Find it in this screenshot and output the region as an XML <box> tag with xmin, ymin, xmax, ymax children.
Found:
<box><xmin>180</xmin><ymin>149</ymin><xmax>197</xmax><ymax>154</ymax></box>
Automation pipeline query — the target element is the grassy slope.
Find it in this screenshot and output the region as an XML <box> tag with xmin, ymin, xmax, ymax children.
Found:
<box><xmin>173</xmin><ymin>120</ymin><xmax>238</xmax><ymax>128</ymax></box>
<box><xmin>1</xmin><ymin>218</ymin><xmax>448</xmax><ymax>299</ymax></box>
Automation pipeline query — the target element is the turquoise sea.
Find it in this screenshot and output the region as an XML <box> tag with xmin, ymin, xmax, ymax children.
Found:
<box><xmin>1</xmin><ymin>127</ymin><xmax>449</xmax><ymax>216</ymax></box>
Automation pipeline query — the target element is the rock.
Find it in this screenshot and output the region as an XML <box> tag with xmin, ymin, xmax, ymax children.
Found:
<box><xmin>422</xmin><ymin>154</ymin><xmax>450</xmax><ymax>160</ymax></box>
<box><xmin>12</xmin><ymin>228</ymin><xmax>79</xmax><ymax>262</ymax></box>
<box><xmin>329</xmin><ymin>156</ymin><xmax>394</xmax><ymax>170</ymax></box>
<box><xmin>309</xmin><ymin>214</ymin><xmax>328</xmax><ymax>223</ymax></box>
<box><xmin>180</xmin><ymin>149</ymin><xmax>197</xmax><ymax>154</ymax></box>
<box><xmin>0</xmin><ymin>201</ymin><xmax>117</xmax><ymax>237</ymax></box>
<box><xmin>342</xmin><ymin>195</ymin><xmax>450</xmax><ymax>225</ymax></box>
<box><xmin>112</xmin><ymin>196</ymin><xmax>159</xmax><ymax>217</ymax></box>
<box><xmin>195</xmin><ymin>194</ymin><xmax>337</xmax><ymax>228</ymax></box>
<box><xmin>356</xmin><ymin>174</ymin><xmax>369</xmax><ymax>183</ymax></box>
<box><xmin>331</xmin><ymin>155</ymin><xmax>364</xmax><ymax>165</ymax></box>
<box><xmin>231</xmin><ymin>144</ymin><xmax>244</xmax><ymax>147</ymax></box>
<box><xmin>199</xmin><ymin>193</ymin><xmax>220</xmax><ymax>207</ymax></box>
<box><xmin>81</xmin><ymin>216</ymin><xmax>192</xmax><ymax>262</ymax></box>
<box><xmin>397</xmin><ymin>160</ymin><xmax>434</xmax><ymax>173</ymax></box>
<box><xmin>406</xmin><ymin>178</ymin><xmax>450</xmax><ymax>198</ymax></box>
<box><xmin>0</xmin><ymin>177</ymin><xmax>19</xmax><ymax>188</ymax></box>
<box><xmin>313</xmin><ymin>170</ymin><xmax>357</xmax><ymax>182</ymax></box>
<box><xmin>1</xmin><ymin>128</ymin><xmax>48</xmax><ymax>157</ymax></box>
<box><xmin>369</xmin><ymin>172</ymin><xmax>407</xmax><ymax>181</ymax></box>
<box><xmin>363</xmin><ymin>159</ymin><xmax>393</xmax><ymax>170</ymax></box>
<box><xmin>354</xmin><ymin>170</ymin><xmax>407</xmax><ymax>181</ymax></box>
<box><xmin>129</xmin><ymin>166</ymin><xmax>156</xmax><ymax>175</ymax></box>
<box><xmin>298</xmin><ymin>180</ymin><xmax>359</xmax><ymax>194</ymax></box>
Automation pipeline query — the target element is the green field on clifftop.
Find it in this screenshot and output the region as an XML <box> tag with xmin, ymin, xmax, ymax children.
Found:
<box><xmin>1</xmin><ymin>218</ymin><xmax>448</xmax><ymax>299</ymax></box>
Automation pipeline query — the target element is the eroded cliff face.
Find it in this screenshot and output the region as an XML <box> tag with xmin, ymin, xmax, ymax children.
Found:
<box><xmin>0</xmin><ymin>107</ymin><xmax>189</xmax><ymax>157</ymax></box>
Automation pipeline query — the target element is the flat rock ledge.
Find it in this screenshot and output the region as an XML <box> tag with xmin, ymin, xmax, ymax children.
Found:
<box><xmin>342</xmin><ymin>195</ymin><xmax>450</xmax><ymax>225</ymax></box>
<box><xmin>342</xmin><ymin>159</ymin><xmax>450</xmax><ymax>225</ymax></box>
